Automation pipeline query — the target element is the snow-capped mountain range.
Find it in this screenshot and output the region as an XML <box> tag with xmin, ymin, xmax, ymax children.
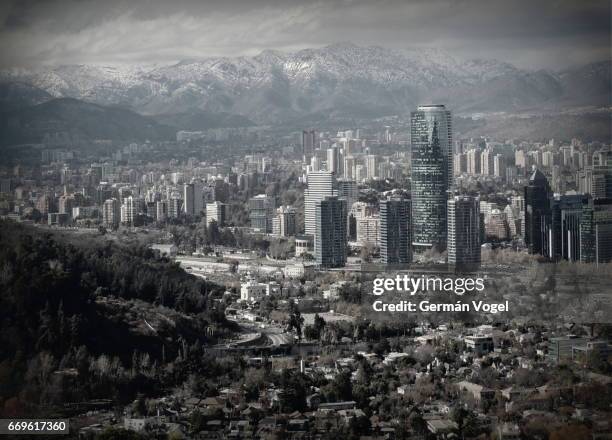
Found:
<box><xmin>1</xmin><ymin>43</ymin><xmax>609</xmax><ymax>124</ymax></box>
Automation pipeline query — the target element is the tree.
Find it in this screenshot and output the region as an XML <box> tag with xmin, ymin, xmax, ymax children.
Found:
<box><xmin>360</xmin><ymin>242</ymin><xmax>375</xmax><ymax>263</ymax></box>
<box><xmin>190</xmin><ymin>409</ymin><xmax>205</xmax><ymax>434</ymax></box>
<box><xmin>304</xmin><ymin>325</ymin><xmax>318</xmax><ymax>341</ymax></box>
<box><xmin>331</xmin><ymin>371</ymin><xmax>352</xmax><ymax>401</ymax></box>
<box><xmin>408</xmin><ymin>411</ymin><xmax>426</xmax><ymax>433</ymax></box>
<box><xmin>304</xmin><ymin>314</ymin><xmax>326</xmax><ymax>340</ymax></box>
<box><xmin>207</xmin><ymin>220</ymin><xmax>221</xmax><ymax>245</ymax></box>
<box><xmin>348</xmin><ymin>415</ymin><xmax>371</xmax><ymax>438</ymax></box>
<box><xmin>287</xmin><ymin>302</ymin><xmax>304</xmax><ymax>341</ymax></box>
<box><xmin>549</xmin><ymin>423</ymin><xmax>591</xmax><ymax>440</ymax></box>
<box><xmin>228</xmin><ymin>260</ymin><xmax>239</xmax><ymax>274</ymax></box>
<box><xmin>279</xmin><ymin>370</ymin><xmax>308</xmax><ymax>412</ymax></box>
<box><xmin>451</xmin><ymin>406</ymin><xmax>478</xmax><ymax>438</ymax></box>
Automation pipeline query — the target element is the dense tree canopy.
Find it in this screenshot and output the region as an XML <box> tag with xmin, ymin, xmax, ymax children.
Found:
<box><xmin>0</xmin><ymin>220</ymin><xmax>233</xmax><ymax>416</ymax></box>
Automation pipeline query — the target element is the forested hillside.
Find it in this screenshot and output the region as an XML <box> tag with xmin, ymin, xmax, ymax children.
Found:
<box><xmin>0</xmin><ymin>220</ymin><xmax>235</xmax><ymax>417</ymax></box>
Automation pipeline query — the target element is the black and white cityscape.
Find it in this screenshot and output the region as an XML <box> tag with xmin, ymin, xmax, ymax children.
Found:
<box><xmin>0</xmin><ymin>0</ymin><xmax>611</xmax><ymax>438</ymax></box>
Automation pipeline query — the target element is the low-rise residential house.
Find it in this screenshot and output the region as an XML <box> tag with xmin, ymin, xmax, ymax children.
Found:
<box><xmin>465</xmin><ymin>335</ymin><xmax>495</xmax><ymax>356</ymax></box>
<box><xmin>383</xmin><ymin>352</ymin><xmax>410</xmax><ymax>365</ymax></box>
<box><xmin>337</xmin><ymin>408</ymin><xmax>366</xmax><ymax>425</ymax></box>
<box><xmin>456</xmin><ymin>381</ymin><xmax>497</xmax><ymax>407</ymax></box>
<box><xmin>426</xmin><ymin>419</ymin><xmax>458</xmax><ymax>437</ymax></box>
<box><xmin>497</xmin><ymin>422</ymin><xmax>521</xmax><ymax>440</ymax></box>
<box><xmin>396</xmin><ymin>384</ymin><xmax>414</xmax><ymax>395</ymax></box>
<box><xmin>317</xmin><ymin>401</ymin><xmax>357</xmax><ymax>411</ymax></box>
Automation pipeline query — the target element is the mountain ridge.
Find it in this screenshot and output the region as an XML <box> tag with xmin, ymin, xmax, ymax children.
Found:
<box><xmin>0</xmin><ymin>97</ymin><xmax>175</xmax><ymax>146</ymax></box>
<box><xmin>0</xmin><ymin>43</ymin><xmax>609</xmax><ymax>125</ymax></box>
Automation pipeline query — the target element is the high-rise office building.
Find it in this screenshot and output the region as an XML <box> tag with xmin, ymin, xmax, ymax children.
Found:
<box><xmin>594</xmin><ymin>151</ymin><xmax>612</xmax><ymax>198</ymax></box>
<box><xmin>249</xmin><ymin>194</ymin><xmax>275</xmax><ymax>233</ymax></box>
<box><xmin>542</xmin><ymin>151</ymin><xmax>555</xmax><ymax>168</ymax></box>
<box><xmin>524</xmin><ymin>167</ymin><xmax>551</xmax><ymax>256</ymax></box>
<box><xmin>206</xmin><ymin>201</ymin><xmax>228</xmax><ymax>226</ymax></box>
<box><xmin>485</xmin><ymin>209</ymin><xmax>509</xmax><ymax>240</ymax></box>
<box><xmin>344</xmin><ymin>139</ymin><xmax>361</xmax><ymax>156</ymax></box>
<box><xmin>547</xmin><ymin>193</ymin><xmax>589</xmax><ymax>261</ymax></box>
<box><xmin>504</xmin><ymin>205</ymin><xmax>518</xmax><ymax>237</ymax></box>
<box><xmin>102</xmin><ymin>198</ymin><xmax>120</xmax><ymax>228</ymax></box>
<box><xmin>0</xmin><ymin>178</ymin><xmax>12</xmax><ymax>195</ymax></box>
<box><xmin>168</xmin><ymin>198</ymin><xmax>182</xmax><ymax>219</ymax></box>
<box><xmin>183</xmin><ymin>182</ymin><xmax>203</xmax><ymax>216</ymax></box>
<box><xmin>454</xmin><ymin>153</ymin><xmax>467</xmax><ymax>175</ymax></box>
<box><xmin>120</xmin><ymin>196</ymin><xmax>141</xmax><ymax>225</ymax></box>
<box><xmin>411</xmin><ymin>104</ymin><xmax>452</xmax><ymax>252</ymax></box>
<box><xmin>561</xmin><ymin>147</ymin><xmax>572</xmax><ymax>166</ymax></box>
<box><xmin>146</xmin><ymin>202</ymin><xmax>157</xmax><ymax>219</ymax></box>
<box><xmin>36</xmin><ymin>193</ymin><xmax>55</xmax><ymax>215</ymax></box>
<box><xmin>448</xmin><ymin>195</ymin><xmax>481</xmax><ymax>272</ymax></box>
<box><xmin>302</xmin><ymin>130</ymin><xmax>317</xmax><ymax>163</ymax></box>
<box><xmin>366</xmin><ymin>155</ymin><xmax>379</xmax><ymax>180</ymax></box>
<box><xmin>327</xmin><ymin>146</ymin><xmax>340</xmax><ymax>174</ymax></box>
<box><xmin>355</xmin><ymin>164</ymin><xmax>366</xmax><ymax>182</ymax></box>
<box><xmin>310</xmin><ymin>156</ymin><xmax>322</xmax><ymax>173</ymax></box>
<box><xmin>493</xmin><ymin>154</ymin><xmax>506</xmax><ymax>179</ymax></box>
<box><xmin>510</xmin><ymin>195</ymin><xmax>525</xmax><ymax>237</ymax></box>
<box><xmin>183</xmin><ymin>183</ymin><xmax>194</xmax><ymax>215</ymax></box>
<box><xmin>576</xmin><ymin>165</ymin><xmax>611</xmax><ymax>200</ymax></box>
<box><xmin>272</xmin><ymin>206</ymin><xmax>297</xmax><ymax>237</ymax></box>
<box><xmin>515</xmin><ymin>150</ymin><xmax>528</xmax><ymax>170</ymax></box>
<box><xmin>479</xmin><ymin>201</ymin><xmax>498</xmax><ymax>224</ymax></box>
<box><xmin>467</xmin><ymin>149</ymin><xmax>481</xmax><ymax>176</ymax></box>
<box><xmin>315</xmin><ymin>196</ymin><xmax>347</xmax><ymax>268</ymax></box>
<box><xmin>343</xmin><ymin>156</ymin><xmax>356</xmax><ymax>179</ymax></box>
<box><xmin>379</xmin><ymin>198</ymin><xmax>411</xmax><ymax>265</ymax></box>
<box><xmin>208</xmin><ymin>178</ymin><xmax>229</xmax><ymax>203</ymax></box>
<box><xmin>580</xmin><ymin>199</ymin><xmax>612</xmax><ymax>264</ymax></box>
<box><xmin>337</xmin><ymin>178</ymin><xmax>358</xmax><ymax>213</ymax></box>
<box><xmin>156</xmin><ymin>200</ymin><xmax>167</xmax><ymax>222</ymax></box>
<box><xmin>356</xmin><ymin>215</ymin><xmax>380</xmax><ymax>245</ymax></box>
<box><xmin>481</xmin><ymin>149</ymin><xmax>494</xmax><ymax>175</ymax></box>
<box><xmin>304</xmin><ymin>171</ymin><xmax>337</xmax><ymax>237</ymax></box>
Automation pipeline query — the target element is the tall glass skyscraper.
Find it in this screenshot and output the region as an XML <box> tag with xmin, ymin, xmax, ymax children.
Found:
<box><xmin>302</xmin><ymin>130</ymin><xmax>316</xmax><ymax>163</ymax></box>
<box><xmin>580</xmin><ymin>199</ymin><xmax>612</xmax><ymax>264</ymax></box>
<box><xmin>547</xmin><ymin>193</ymin><xmax>590</xmax><ymax>261</ymax></box>
<box><xmin>410</xmin><ymin>105</ymin><xmax>453</xmax><ymax>251</ymax></box>
<box><xmin>524</xmin><ymin>167</ymin><xmax>551</xmax><ymax>255</ymax></box>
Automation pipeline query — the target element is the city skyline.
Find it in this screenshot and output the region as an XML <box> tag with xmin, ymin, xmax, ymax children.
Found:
<box><xmin>0</xmin><ymin>1</ymin><xmax>610</xmax><ymax>435</ymax></box>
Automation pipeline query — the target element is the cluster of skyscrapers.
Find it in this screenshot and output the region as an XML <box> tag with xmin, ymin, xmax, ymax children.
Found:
<box><xmin>302</xmin><ymin>130</ymin><xmax>403</xmax><ymax>183</ymax></box>
<box><xmin>524</xmin><ymin>165</ymin><xmax>612</xmax><ymax>264</ymax></box>
<box><xmin>304</xmin><ymin>104</ymin><xmax>483</xmax><ymax>271</ymax></box>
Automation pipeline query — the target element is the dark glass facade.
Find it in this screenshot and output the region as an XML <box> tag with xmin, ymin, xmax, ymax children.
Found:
<box><xmin>580</xmin><ymin>199</ymin><xmax>612</xmax><ymax>264</ymax></box>
<box><xmin>315</xmin><ymin>196</ymin><xmax>347</xmax><ymax>268</ymax></box>
<box><xmin>548</xmin><ymin>194</ymin><xmax>590</xmax><ymax>261</ymax></box>
<box><xmin>524</xmin><ymin>167</ymin><xmax>551</xmax><ymax>255</ymax></box>
<box><xmin>447</xmin><ymin>195</ymin><xmax>481</xmax><ymax>272</ymax></box>
<box><xmin>379</xmin><ymin>198</ymin><xmax>411</xmax><ymax>265</ymax></box>
<box><xmin>410</xmin><ymin>105</ymin><xmax>452</xmax><ymax>251</ymax></box>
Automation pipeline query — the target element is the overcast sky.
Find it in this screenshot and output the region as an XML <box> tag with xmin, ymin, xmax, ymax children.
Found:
<box><xmin>0</xmin><ymin>0</ymin><xmax>609</xmax><ymax>69</ymax></box>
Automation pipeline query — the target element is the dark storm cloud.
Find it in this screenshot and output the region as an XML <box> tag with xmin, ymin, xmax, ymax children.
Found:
<box><xmin>0</xmin><ymin>0</ymin><xmax>609</xmax><ymax>69</ymax></box>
